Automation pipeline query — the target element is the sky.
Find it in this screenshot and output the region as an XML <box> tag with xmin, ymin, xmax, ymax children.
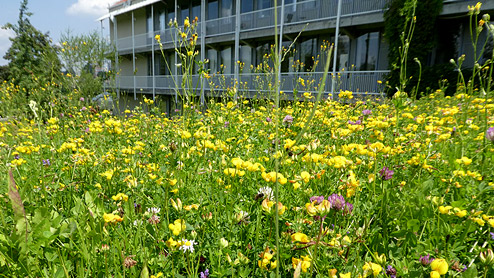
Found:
<box><xmin>0</xmin><ymin>0</ymin><xmax>116</xmax><ymax>66</ymax></box>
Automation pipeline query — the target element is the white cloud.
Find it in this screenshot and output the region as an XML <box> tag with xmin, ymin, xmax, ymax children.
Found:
<box><xmin>67</xmin><ymin>0</ymin><xmax>115</xmax><ymax>17</ymax></box>
<box><xmin>0</xmin><ymin>28</ymin><xmax>15</xmax><ymax>65</ymax></box>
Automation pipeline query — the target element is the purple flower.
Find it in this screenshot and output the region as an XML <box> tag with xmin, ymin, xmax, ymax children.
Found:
<box><xmin>344</xmin><ymin>202</ymin><xmax>353</xmax><ymax>214</ymax></box>
<box><xmin>328</xmin><ymin>194</ymin><xmax>346</xmax><ymax>211</ymax></box>
<box><xmin>420</xmin><ymin>254</ymin><xmax>433</xmax><ymax>266</ymax></box>
<box><xmin>348</xmin><ymin>120</ymin><xmax>362</xmax><ymax>125</ymax></box>
<box><xmin>224</xmin><ymin>121</ymin><xmax>229</xmax><ymax>128</ymax></box>
<box><xmin>42</xmin><ymin>159</ymin><xmax>51</xmax><ymax>166</ymax></box>
<box><xmin>362</xmin><ymin>109</ymin><xmax>372</xmax><ymax>116</ymax></box>
<box><xmin>310</xmin><ymin>195</ymin><xmax>325</xmax><ymax>204</ymax></box>
<box><xmin>283</xmin><ymin>115</ymin><xmax>293</xmax><ymax>124</ymax></box>
<box><xmin>490</xmin><ymin>232</ymin><xmax>494</xmax><ymax>240</ymax></box>
<box><xmin>386</xmin><ymin>265</ymin><xmax>397</xmax><ymax>278</ymax></box>
<box><xmin>80</xmin><ymin>97</ymin><xmax>85</xmax><ymax>102</ymax></box>
<box><xmin>486</xmin><ymin>127</ymin><xmax>494</xmax><ymax>142</ymax></box>
<box><xmin>266</xmin><ymin>117</ymin><xmax>272</xmax><ymax>123</ymax></box>
<box><xmin>200</xmin><ymin>269</ymin><xmax>209</xmax><ymax>278</ymax></box>
<box><xmin>14</xmin><ymin>154</ymin><xmax>20</xmax><ymax>160</ymax></box>
<box><xmin>379</xmin><ymin>166</ymin><xmax>394</xmax><ymax>180</ymax></box>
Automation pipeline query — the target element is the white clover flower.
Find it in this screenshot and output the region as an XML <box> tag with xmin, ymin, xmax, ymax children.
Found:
<box><xmin>258</xmin><ymin>186</ymin><xmax>273</xmax><ymax>200</ymax></box>
<box><xmin>147</xmin><ymin>207</ymin><xmax>161</xmax><ymax>214</ymax></box>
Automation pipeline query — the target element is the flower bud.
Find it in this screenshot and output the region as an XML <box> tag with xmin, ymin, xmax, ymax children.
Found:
<box><xmin>480</xmin><ymin>249</ymin><xmax>494</xmax><ymax>266</ymax></box>
<box><xmin>219</xmin><ymin>238</ymin><xmax>229</xmax><ymax>248</ymax></box>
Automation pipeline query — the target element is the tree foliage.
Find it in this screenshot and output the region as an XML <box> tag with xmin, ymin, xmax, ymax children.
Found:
<box><xmin>59</xmin><ymin>30</ymin><xmax>115</xmax><ymax>98</ymax></box>
<box><xmin>2</xmin><ymin>0</ymin><xmax>62</xmax><ymax>94</ymax></box>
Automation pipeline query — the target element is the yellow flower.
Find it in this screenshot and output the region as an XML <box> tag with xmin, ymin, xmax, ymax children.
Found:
<box><xmin>151</xmin><ymin>272</ymin><xmax>163</xmax><ymax>278</ymax></box>
<box><xmin>291</xmin><ymin>232</ymin><xmax>309</xmax><ymax>243</ymax></box>
<box><xmin>111</xmin><ymin>193</ymin><xmax>129</xmax><ymax>202</ymax></box>
<box><xmin>103</xmin><ymin>213</ymin><xmax>123</xmax><ymax>224</ymax></box>
<box><xmin>154</xmin><ymin>34</ymin><xmax>161</xmax><ymax>41</ymax></box>
<box><xmin>261</xmin><ymin>199</ymin><xmax>285</xmax><ymax>215</ymax></box>
<box><xmin>292</xmin><ymin>182</ymin><xmax>301</xmax><ymax>190</ymax></box>
<box><xmin>430</xmin><ymin>271</ymin><xmax>440</xmax><ymax>278</ymax></box>
<box><xmin>340</xmin><ymin>272</ymin><xmax>352</xmax><ymax>278</ymax></box>
<box><xmin>292</xmin><ymin>256</ymin><xmax>311</xmax><ymax>272</ymax></box>
<box><xmin>166</xmin><ymin>237</ymin><xmax>178</xmax><ymax>249</ymax></box>
<box><xmin>169</xmin><ymin>219</ymin><xmax>186</xmax><ymax>235</ymax></box>
<box><xmin>184</xmin><ymin>17</ymin><xmax>190</xmax><ymax>28</ymax></box>
<box><xmin>300</xmin><ymin>171</ymin><xmax>311</xmax><ymax>183</ymax></box>
<box><xmin>362</xmin><ymin>262</ymin><xmax>382</xmax><ymax>277</ymax></box>
<box><xmin>430</xmin><ymin>258</ymin><xmax>448</xmax><ymax>275</ymax></box>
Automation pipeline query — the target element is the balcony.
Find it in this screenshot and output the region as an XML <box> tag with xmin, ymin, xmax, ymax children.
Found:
<box><xmin>115</xmin><ymin>70</ymin><xmax>388</xmax><ymax>96</ymax></box>
<box><xmin>115</xmin><ymin>0</ymin><xmax>389</xmax><ymax>52</ymax></box>
<box><xmin>116</xmin><ymin>23</ymin><xmax>202</xmax><ymax>52</ymax></box>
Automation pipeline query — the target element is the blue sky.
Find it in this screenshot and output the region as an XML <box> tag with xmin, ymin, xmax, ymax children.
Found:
<box><xmin>0</xmin><ymin>0</ymin><xmax>115</xmax><ymax>65</ymax></box>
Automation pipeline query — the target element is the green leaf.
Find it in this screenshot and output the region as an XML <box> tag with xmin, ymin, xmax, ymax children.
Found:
<box><xmin>407</xmin><ymin>219</ymin><xmax>420</xmax><ymax>233</ymax></box>
<box><xmin>44</xmin><ymin>251</ymin><xmax>58</xmax><ymax>262</ymax></box>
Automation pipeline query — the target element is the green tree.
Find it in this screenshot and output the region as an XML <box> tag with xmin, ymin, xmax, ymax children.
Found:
<box><xmin>2</xmin><ymin>0</ymin><xmax>62</xmax><ymax>94</ymax></box>
<box><xmin>59</xmin><ymin>30</ymin><xmax>115</xmax><ymax>99</ymax></box>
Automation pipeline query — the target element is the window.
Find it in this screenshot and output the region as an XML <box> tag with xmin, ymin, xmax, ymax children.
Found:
<box><xmin>255</xmin><ymin>43</ymin><xmax>270</xmax><ymax>68</ymax></box>
<box><xmin>191</xmin><ymin>2</ymin><xmax>201</xmax><ymax>20</ymax></box>
<box><xmin>280</xmin><ymin>41</ymin><xmax>294</xmax><ymax>72</ymax></box>
<box><xmin>207</xmin><ymin>48</ymin><xmax>218</xmax><ymax>73</ymax></box>
<box><xmin>208</xmin><ymin>0</ymin><xmax>219</xmax><ymax>20</ymax></box>
<box><xmin>355</xmin><ymin>32</ymin><xmax>379</xmax><ymax>71</ymax></box>
<box><xmin>154</xmin><ymin>3</ymin><xmax>166</xmax><ymax>31</ymax></box>
<box><xmin>336</xmin><ymin>35</ymin><xmax>349</xmax><ymax>70</ymax></box>
<box><xmin>241</xmin><ymin>0</ymin><xmax>253</xmax><ymax>13</ymax></box>
<box><xmin>220</xmin><ymin>47</ymin><xmax>232</xmax><ymax>74</ymax></box>
<box><xmin>299</xmin><ymin>38</ymin><xmax>317</xmax><ymax>72</ymax></box>
<box><xmin>180</xmin><ymin>5</ymin><xmax>189</xmax><ymax>23</ymax></box>
<box><xmin>258</xmin><ymin>0</ymin><xmax>272</xmax><ymax>10</ymax></box>
<box><xmin>221</xmin><ymin>0</ymin><xmax>233</xmax><ymax>17</ymax></box>
<box><xmin>240</xmin><ymin>45</ymin><xmax>253</xmax><ymax>73</ymax></box>
<box><xmin>166</xmin><ymin>10</ymin><xmax>175</xmax><ymax>28</ymax></box>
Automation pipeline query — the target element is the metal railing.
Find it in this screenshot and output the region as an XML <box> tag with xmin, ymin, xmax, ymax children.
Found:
<box><xmin>117</xmin><ymin>23</ymin><xmax>202</xmax><ymax>52</ymax></box>
<box><xmin>206</xmin><ymin>15</ymin><xmax>236</xmax><ymax>36</ymax></box>
<box><xmin>116</xmin><ymin>0</ymin><xmax>388</xmax><ymax>52</ymax></box>
<box><xmin>115</xmin><ymin>70</ymin><xmax>388</xmax><ymax>95</ymax></box>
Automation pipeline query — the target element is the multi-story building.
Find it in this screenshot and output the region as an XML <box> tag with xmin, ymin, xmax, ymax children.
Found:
<box><xmin>98</xmin><ymin>0</ymin><xmax>494</xmax><ymax>111</ymax></box>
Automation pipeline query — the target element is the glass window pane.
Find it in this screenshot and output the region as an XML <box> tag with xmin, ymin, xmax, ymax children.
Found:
<box><xmin>240</xmin><ymin>45</ymin><xmax>252</xmax><ymax>73</ymax></box>
<box><xmin>300</xmin><ymin>38</ymin><xmax>316</xmax><ymax>72</ymax></box>
<box><xmin>356</xmin><ymin>32</ymin><xmax>379</xmax><ymax>71</ymax></box>
<box><xmin>180</xmin><ymin>5</ymin><xmax>189</xmax><ymax>23</ymax></box>
<box><xmin>166</xmin><ymin>11</ymin><xmax>175</xmax><ymax>28</ymax></box>
<box><xmin>241</xmin><ymin>0</ymin><xmax>253</xmax><ymax>13</ymax></box>
<box><xmin>220</xmin><ymin>47</ymin><xmax>232</xmax><ymax>74</ymax></box>
<box><xmin>208</xmin><ymin>49</ymin><xmax>218</xmax><ymax>73</ymax></box>
<box><xmin>208</xmin><ymin>0</ymin><xmax>219</xmax><ymax>20</ymax></box>
<box><xmin>192</xmin><ymin>3</ymin><xmax>201</xmax><ymax>20</ymax></box>
<box><xmin>221</xmin><ymin>0</ymin><xmax>233</xmax><ymax>17</ymax></box>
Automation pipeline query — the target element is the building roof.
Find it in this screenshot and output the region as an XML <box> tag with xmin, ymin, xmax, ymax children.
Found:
<box><xmin>97</xmin><ymin>0</ymin><xmax>160</xmax><ymax>21</ymax></box>
<box><xmin>111</xmin><ymin>0</ymin><xmax>128</xmax><ymax>8</ymax></box>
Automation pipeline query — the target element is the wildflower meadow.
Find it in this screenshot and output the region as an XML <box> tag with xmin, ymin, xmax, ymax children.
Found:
<box><xmin>1</xmin><ymin>1</ymin><xmax>494</xmax><ymax>278</ymax></box>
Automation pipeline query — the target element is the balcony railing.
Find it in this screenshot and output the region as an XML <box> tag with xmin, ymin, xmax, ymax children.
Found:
<box><xmin>116</xmin><ymin>23</ymin><xmax>202</xmax><ymax>52</ymax></box>
<box><xmin>115</xmin><ymin>70</ymin><xmax>388</xmax><ymax>95</ymax></box>
<box><xmin>115</xmin><ymin>0</ymin><xmax>388</xmax><ymax>52</ymax></box>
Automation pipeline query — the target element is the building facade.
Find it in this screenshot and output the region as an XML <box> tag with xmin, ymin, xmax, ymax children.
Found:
<box><xmin>99</xmin><ymin>0</ymin><xmax>494</xmax><ymax>110</ymax></box>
